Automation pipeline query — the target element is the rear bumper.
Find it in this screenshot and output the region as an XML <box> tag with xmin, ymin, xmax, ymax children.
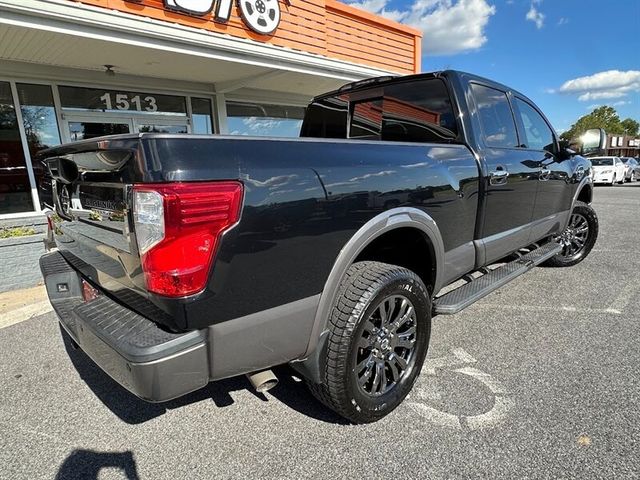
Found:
<box><xmin>40</xmin><ymin>251</ymin><xmax>210</xmax><ymax>402</ymax></box>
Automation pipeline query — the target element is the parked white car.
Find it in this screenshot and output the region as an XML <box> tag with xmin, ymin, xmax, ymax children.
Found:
<box><xmin>591</xmin><ymin>156</ymin><xmax>626</xmax><ymax>185</ymax></box>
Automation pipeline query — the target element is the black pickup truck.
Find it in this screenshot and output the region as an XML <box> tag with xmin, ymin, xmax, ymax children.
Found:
<box><xmin>39</xmin><ymin>70</ymin><xmax>597</xmax><ymax>423</ymax></box>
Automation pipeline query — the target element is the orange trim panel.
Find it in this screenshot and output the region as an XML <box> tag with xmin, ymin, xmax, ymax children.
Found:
<box><xmin>70</xmin><ymin>0</ymin><xmax>421</xmax><ymax>74</ymax></box>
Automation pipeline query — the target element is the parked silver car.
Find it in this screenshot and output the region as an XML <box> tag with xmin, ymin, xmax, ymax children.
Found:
<box><xmin>621</xmin><ymin>157</ymin><xmax>640</xmax><ymax>182</ymax></box>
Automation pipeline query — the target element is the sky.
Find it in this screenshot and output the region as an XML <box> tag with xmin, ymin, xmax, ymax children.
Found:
<box><xmin>345</xmin><ymin>0</ymin><xmax>640</xmax><ymax>133</ymax></box>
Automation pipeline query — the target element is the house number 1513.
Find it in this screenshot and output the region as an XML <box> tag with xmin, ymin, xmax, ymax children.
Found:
<box><xmin>99</xmin><ymin>93</ymin><xmax>158</xmax><ymax>112</ymax></box>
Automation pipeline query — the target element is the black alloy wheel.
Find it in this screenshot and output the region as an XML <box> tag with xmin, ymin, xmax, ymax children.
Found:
<box><xmin>544</xmin><ymin>201</ymin><xmax>598</xmax><ymax>267</ymax></box>
<box><xmin>307</xmin><ymin>261</ymin><xmax>431</xmax><ymax>423</ymax></box>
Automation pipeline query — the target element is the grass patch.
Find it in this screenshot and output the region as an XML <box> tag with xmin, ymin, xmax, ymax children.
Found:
<box><xmin>0</xmin><ymin>226</ymin><xmax>37</xmax><ymax>239</ymax></box>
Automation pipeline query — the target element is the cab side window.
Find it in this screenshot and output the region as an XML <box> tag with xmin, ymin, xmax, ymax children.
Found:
<box><xmin>514</xmin><ymin>97</ymin><xmax>555</xmax><ymax>153</ymax></box>
<box><xmin>471</xmin><ymin>84</ymin><xmax>519</xmax><ymax>148</ymax></box>
<box><xmin>381</xmin><ymin>79</ymin><xmax>458</xmax><ymax>142</ymax></box>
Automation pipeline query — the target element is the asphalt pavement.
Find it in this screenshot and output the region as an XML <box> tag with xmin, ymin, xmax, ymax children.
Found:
<box><xmin>1</xmin><ymin>183</ymin><xmax>639</xmax><ymax>480</ymax></box>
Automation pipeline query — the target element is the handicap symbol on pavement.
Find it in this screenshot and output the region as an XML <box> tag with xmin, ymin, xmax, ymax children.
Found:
<box><xmin>406</xmin><ymin>348</ymin><xmax>515</xmax><ymax>431</ymax></box>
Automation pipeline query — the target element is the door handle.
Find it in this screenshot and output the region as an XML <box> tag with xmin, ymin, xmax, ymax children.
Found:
<box><xmin>539</xmin><ymin>168</ymin><xmax>551</xmax><ymax>181</ymax></box>
<box><xmin>489</xmin><ymin>166</ymin><xmax>509</xmax><ymax>185</ymax></box>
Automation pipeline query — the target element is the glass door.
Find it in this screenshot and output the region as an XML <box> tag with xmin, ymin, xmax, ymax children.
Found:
<box><xmin>133</xmin><ymin>117</ymin><xmax>189</xmax><ymax>134</ymax></box>
<box><xmin>64</xmin><ymin>115</ymin><xmax>133</xmax><ymax>142</ymax></box>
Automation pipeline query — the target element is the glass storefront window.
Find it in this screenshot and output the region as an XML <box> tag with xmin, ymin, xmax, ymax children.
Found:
<box><xmin>191</xmin><ymin>98</ymin><xmax>214</xmax><ymax>134</ymax></box>
<box><xmin>0</xmin><ymin>82</ymin><xmax>34</xmax><ymax>214</ymax></box>
<box><xmin>226</xmin><ymin>102</ymin><xmax>305</xmax><ymax>137</ymax></box>
<box><xmin>58</xmin><ymin>86</ymin><xmax>187</xmax><ymax>116</ymax></box>
<box><xmin>17</xmin><ymin>84</ymin><xmax>62</xmax><ymax>155</ymax></box>
<box><xmin>17</xmin><ymin>83</ymin><xmax>62</xmax><ymax>210</ymax></box>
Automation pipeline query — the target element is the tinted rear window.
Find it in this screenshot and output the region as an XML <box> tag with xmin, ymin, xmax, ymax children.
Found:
<box><xmin>300</xmin><ymin>95</ymin><xmax>348</xmax><ymax>139</ymax></box>
<box><xmin>302</xmin><ymin>78</ymin><xmax>458</xmax><ymax>143</ymax></box>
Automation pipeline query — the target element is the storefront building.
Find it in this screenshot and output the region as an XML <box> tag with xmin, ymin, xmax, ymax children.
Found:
<box><xmin>604</xmin><ymin>134</ymin><xmax>640</xmax><ymax>158</ymax></box>
<box><xmin>0</xmin><ymin>0</ymin><xmax>420</xmax><ymax>218</ymax></box>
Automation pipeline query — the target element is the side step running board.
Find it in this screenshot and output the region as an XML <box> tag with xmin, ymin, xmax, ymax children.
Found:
<box><xmin>433</xmin><ymin>241</ymin><xmax>562</xmax><ymax>315</ymax></box>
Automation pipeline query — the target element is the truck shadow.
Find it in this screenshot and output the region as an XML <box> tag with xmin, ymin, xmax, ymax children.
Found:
<box><xmin>56</xmin><ymin>449</ymin><xmax>139</xmax><ymax>480</ymax></box>
<box><xmin>63</xmin><ymin>334</ymin><xmax>347</xmax><ymax>425</ymax></box>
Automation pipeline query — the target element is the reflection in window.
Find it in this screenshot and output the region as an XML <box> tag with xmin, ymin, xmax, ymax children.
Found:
<box><xmin>191</xmin><ymin>98</ymin><xmax>214</xmax><ymax>134</ymax></box>
<box><xmin>17</xmin><ymin>83</ymin><xmax>62</xmax><ymax>209</ymax></box>
<box><xmin>68</xmin><ymin>122</ymin><xmax>130</xmax><ymax>141</ymax></box>
<box><xmin>514</xmin><ymin>98</ymin><xmax>554</xmax><ymax>152</ymax></box>
<box><xmin>226</xmin><ymin>102</ymin><xmax>305</xmax><ymax>137</ymax></box>
<box><xmin>471</xmin><ymin>84</ymin><xmax>519</xmax><ymax>149</ymax></box>
<box><xmin>0</xmin><ymin>82</ymin><xmax>34</xmax><ymax>214</ymax></box>
<box><xmin>17</xmin><ymin>84</ymin><xmax>61</xmax><ymax>155</ymax></box>
<box><xmin>350</xmin><ymin>99</ymin><xmax>383</xmax><ymax>139</ymax></box>
<box><xmin>382</xmin><ymin>79</ymin><xmax>457</xmax><ymax>142</ymax></box>
<box><xmin>138</xmin><ymin>125</ymin><xmax>187</xmax><ymax>134</ymax></box>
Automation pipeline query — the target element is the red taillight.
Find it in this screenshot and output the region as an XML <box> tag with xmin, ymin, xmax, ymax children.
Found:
<box><xmin>133</xmin><ymin>181</ymin><xmax>243</xmax><ymax>298</ymax></box>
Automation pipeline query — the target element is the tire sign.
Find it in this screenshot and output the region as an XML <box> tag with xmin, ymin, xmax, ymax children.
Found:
<box><xmin>164</xmin><ymin>0</ymin><xmax>286</xmax><ymax>35</ymax></box>
<box><xmin>238</xmin><ymin>0</ymin><xmax>281</xmax><ymax>35</ymax></box>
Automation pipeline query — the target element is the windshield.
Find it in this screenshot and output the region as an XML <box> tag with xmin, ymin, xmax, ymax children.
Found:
<box><xmin>591</xmin><ymin>158</ymin><xmax>613</xmax><ymax>166</ymax></box>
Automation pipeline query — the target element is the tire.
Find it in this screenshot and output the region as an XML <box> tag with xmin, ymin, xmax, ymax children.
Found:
<box><xmin>544</xmin><ymin>201</ymin><xmax>598</xmax><ymax>267</ymax></box>
<box><xmin>307</xmin><ymin>261</ymin><xmax>431</xmax><ymax>423</ymax></box>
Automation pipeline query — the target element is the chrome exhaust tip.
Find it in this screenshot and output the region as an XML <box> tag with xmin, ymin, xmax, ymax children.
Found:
<box><xmin>246</xmin><ymin>369</ymin><xmax>278</xmax><ymax>393</ymax></box>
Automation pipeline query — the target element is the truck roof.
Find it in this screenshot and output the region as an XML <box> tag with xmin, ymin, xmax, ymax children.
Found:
<box><xmin>316</xmin><ymin>70</ymin><xmax>532</xmax><ymax>106</ymax></box>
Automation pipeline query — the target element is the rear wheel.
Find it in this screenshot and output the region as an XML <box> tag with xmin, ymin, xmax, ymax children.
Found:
<box><xmin>307</xmin><ymin>261</ymin><xmax>431</xmax><ymax>423</ymax></box>
<box><xmin>544</xmin><ymin>201</ymin><xmax>598</xmax><ymax>267</ymax></box>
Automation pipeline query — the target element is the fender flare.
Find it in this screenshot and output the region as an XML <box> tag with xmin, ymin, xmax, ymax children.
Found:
<box><xmin>292</xmin><ymin>208</ymin><xmax>445</xmax><ymax>384</ymax></box>
<box><xmin>565</xmin><ymin>174</ymin><xmax>594</xmax><ymax>228</ymax></box>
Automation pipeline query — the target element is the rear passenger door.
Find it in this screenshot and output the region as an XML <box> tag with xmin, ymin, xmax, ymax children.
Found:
<box><xmin>470</xmin><ymin>83</ymin><xmax>541</xmax><ymax>264</ymax></box>
<box><xmin>512</xmin><ymin>96</ymin><xmax>573</xmax><ymax>240</ymax></box>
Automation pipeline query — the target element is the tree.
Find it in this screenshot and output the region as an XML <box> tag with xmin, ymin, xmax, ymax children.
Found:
<box><xmin>620</xmin><ymin>118</ymin><xmax>639</xmax><ymax>136</ymax></box>
<box><xmin>561</xmin><ymin>105</ymin><xmax>639</xmax><ymax>140</ymax></box>
<box><xmin>561</xmin><ymin>106</ymin><xmax>620</xmax><ymax>140</ymax></box>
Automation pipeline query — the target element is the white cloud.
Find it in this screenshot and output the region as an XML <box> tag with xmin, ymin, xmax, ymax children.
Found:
<box><xmin>347</xmin><ymin>0</ymin><xmax>496</xmax><ymax>56</ymax></box>
<box><xmin>526</xmin><ymin>1</ymin><xmax>545</xmax><ymax>29</ymax></box>
<box><xmin>557</xmin><ymin>17</ymin><xmax>568</xmax><ymax>26</ymax></box>
<box><xmin>587</xmin><ymin>100</ymin><xmax>631</xmax><ymax>110</ymax></box>
<box><xmin>578</xmin><ymin>91</ymin><xmax>628</xmax><ymax>101</ymax></box>
<box><xmin>557</xmin><ymin>70</ymin><xmax>640</xmax><ymax>102</ymax></box>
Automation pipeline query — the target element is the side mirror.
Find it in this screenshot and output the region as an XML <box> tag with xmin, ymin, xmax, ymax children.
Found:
<box><xmin>579</xmin><ymin>128</ymin><xmax>607</xmax><ymax>156</ymax></box>
<box><xmin>557</xmin><ymin>140</ymin><xmax>576</xmax><ymax>160</ymax></box>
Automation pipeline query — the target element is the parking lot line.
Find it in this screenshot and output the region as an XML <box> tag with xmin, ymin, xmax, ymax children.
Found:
<box><xmin>473</xmin><ymin>303</ymin><xmax>622</xmax><ymax>315</ymax></box>
<box><xmin>0</xmin><ymin>300</ymin><xmax>52</xmax><ymax>330</ymax></box>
